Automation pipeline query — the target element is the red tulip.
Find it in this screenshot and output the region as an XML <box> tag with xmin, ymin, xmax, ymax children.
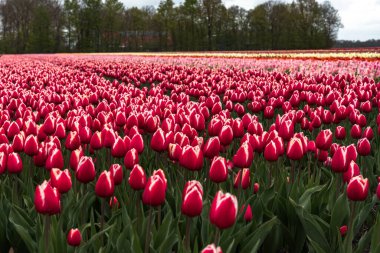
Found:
<box><xmin>109</xmin><ymin>196</ymin><xmax>120</xmax><ymax>208</ymax></box>
<box><xmin>343</xmin><ymin>161</ymin><xmax>360</xmax><ymax>184</ymax></box>
<box><xmin>0</xmin><ymin>152</ymin><xmax>7</xmax><ymax>174</ymax></box>
<box><xmin>45</xmin><ymin>148</ymin><xmax>64</xmax><ymax>171</ymax></box>
<box><xmin>95</xmin><ymin>171</ymin><xmax>115</xmax><ymax>198</ymax></box>
<box><xmin>362</xmin><ymin>127</ymin><xmax>374</xmax><ymax>140</ymax></box>
<box><xmin>232</xmin><ymin>141</ymin><xmax>253</xmax><ymax>168</ymax></box>
<box><xmin>128</xmin><ymin>164</ymin><xmax>146</xmax><ymax>190</ymax></box>
<box><xmin>50</xmin><ymin>168</ymin><xmax>72</xmax><ymax>194</ymax></box>
<box><xmin>109</xmin><ymin>164</ymin><xmax>123</xmax><ymax>185</ymax></box>
<box><xmin>286</xmin><ymin>137</ymin><xmax>304</xmax><ymax>160</ymax></box>
<box><xmin>209</xmin><ymin>156</ymin><xmax>228</xmax><ymax>183</ymax></box>
<box><xmin>242</xmin><ymin>204</ymin><xmax>253</xmax><ymax>222</ymax></box>
<box><xmin>335</xmin><ymin>126</ymin><xmax>346</xmax><ymax>140</ymax></box>
<box><xmin>264</xmin><ymin>140</ymin><xmax>279</xmax><ymax>161</ymax></box>
<box><xmin>67</xmin><ymin>228</ymin><xmax>81</xmax><ymax>247</ymax></box>
<box><xmin>43</xmin><ymin>116</ymin><xmax>56</xmax><ymax>135</ymax></box>
<box><xmin>201</xmin><ymin>244</ymin><xmax>223</xmax><ymax>253</ymax></box>
<box><xmin>111</xmin><ymin>136</ymin><xmax>127</xmax><ymax>158</ymax></box>
<box><xmin>12</xmin><ymin>134</ymin><xmax>24</xmax><ymax>152</ymax></box>
<box><xmin>203</xmin><ymin>137</ymin><xmax>221</xmax><ymax>159</ymax></box>
<box><xmin>130</xmin><ymin>133</ymin><xmax>144</xmax><ymax>154</ymax></box>
<box><xmin>124</xmin><ymin>148</ymin><xmax>139</xmax><ymax>170</ymax></box>
<box><xmin>376</xmin><ymin>183</ymin><xmax>380</xmax><ymax>200</ymax></box>
<box><xmin>347</xmin><ymin>175</ymin><xmax>369</xmax><ymax>201</ymax></box>
<box><xmin>181</xmin><ymin>180</ymin><xmax>203</xmax><ymax>217</ymax></box>
<box><xmin>76</xmin><ymin>156</ymin><xmax>96</xmax><ymax>183</ymax></box>
<box><xmin>90</xmin><ymin>131</ymin><xmax>102</xmax><ymax>150</ymax></box>
<box><xmin>7</xmin><ymin>152</ymin><xmax>23</xmax><ymax>174</ymax></box>
<box><xmin>34</xmin><ymin>180</ymin><xmax>61</xmax><ymax>215</ymax></box>
<box><xmin>218</xmin><ymin>125</ymin><xmax>233</xmax><ymax>146</ymax></box>
<box><xmin>179</xmin><ymin>145</ymin><xmax>203</xmax><ymax>171</ymax></box>
<box><xmin>168</xmin><ymin>143</ymin><xmax>182</xmax><ymax>161</ymax></box>
<box><xmin>233</xmin><ymin>168</ymin><xmax>250</xmax><ymax>189</ymax></box>
<box><xmin>340</xmin><ymin>225</ymin><xmax>348</xmax><ymax>237</ymax></box>
<box><xmin>315</xmin><ymin>129</ymin><xmax>333</xmax><ymax>150</ymax></box>
<box><xmin>278</xmin><ymin>120</ymin><xmax>294</xmax><ymax>141</ymax></box>
<box><xmin>331</xmin><ymin>146</ymin><xmax>348</xmax><ymax>173</ymax></box>
<box><xmin>210</xmin><ymin>191</ymin><xmax>238</xmax><ymax>229</ymax></box>
<box><xmin>79</xmin><ymin>126</ymin><xmax>92</xmax><ymax>144</ymax></box>
<box><xmin>253</xmin><ymin>183</ymin><xmax>260</xmax><ymax>194</ymax></box>
<box><xmin>150</xmin><ymin>128</ymin><xmax>166</xmax><ymax>152</ymax></box>
<box><xmin>65</xmin><ymin>131</ymin><xmax>81</xmax><ymax>151</ymax></box>
<box><xmin>357</xmin><ymin>138</ymin><xmax>371</xmax><ymax>156</ymax></box>
<box><xmin>350</xmin><ymin>124</ymin><xmax>362</xmax><ymax>139</ymax></box>
<box><xmin>24</xmin><ymin>135</ymin><xmax>39</xmax><ymax>156</ymax></box>
<box><xmin>142</xmin><ymin>171</ymin><xmax>167</xmax><ymax>206</ymax></box>
<box><xmin>69</xmin><ymin>148</ymin><xmax>84</xmax><ymax>171</ymax></box>
<box><xmin>7</xmin><ymin>121</ymin><xmax>20</xmax><ymax>139</ymax></box>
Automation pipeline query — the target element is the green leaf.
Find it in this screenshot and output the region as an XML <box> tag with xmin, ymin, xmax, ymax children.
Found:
<box><xmin>298</xmin><ymin>184</ymin><xmax>325</xmax><ymax>211</ymax></box>
<box><xmin>240</xmin><ymin>216</ymin><xmax>279</xmax><ymax>253</ymax></box>
<box><xmin>290</xmin><ymin>198</ymin><xmax>330</xmax><ymax>253</ymax></box>
<box><xmin>158</xmin><ymin>230</ymin><xmax>178</xmax><ymax>253</ymax></box>
<box><xmin>8</xmin><ymin>208</ymin><xmax>36</xmax><ymax>253</ymax></box>
<box><xmin>370</xmin><ymin>212</ymin><xmax>380</xmax><ymax>253</ymax></box>
<box><xmin>330</xmin><ymin>191</ymin><xmax>349</xmax><ymax>245</ymax></box>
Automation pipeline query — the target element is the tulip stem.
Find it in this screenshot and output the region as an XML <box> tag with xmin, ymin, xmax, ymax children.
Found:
<box><xmin>145</xmin><ymin>207</ymin><xmax>153</xmax><ymax>253</ymax></box>
<box><xmin>44</xmin><ymin>215</ymin><xmax>51</xmax><ymax>252</ymax></box>
<box><xmin>157</xmin><ymin>205</ymin><xmax>161</xmax><ymax>227</ymax></box>
<box><xmin>345</xmin><ymin>201</ymin><xmax>357</xmax><ymax>253</ymax></box>
<box><xmin>101</xmin><ymin>198</ymin><xmax>105</xmax><ymax>231</ymax></box>
<box><xmin>185</xmin><ymin>216</ymin><xmax>191</xmax><ymax>251</ymax></box>
<box><xmin>214</xmin><ymin>228</ymin><xmax>220</xmax><ymax>246</ymax></box>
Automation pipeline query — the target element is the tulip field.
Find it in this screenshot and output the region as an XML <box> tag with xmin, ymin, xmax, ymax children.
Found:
<box><xmin>1</xmin><ymin>51</ymin><xmax>380</xmax><ymax>253</ymax></box>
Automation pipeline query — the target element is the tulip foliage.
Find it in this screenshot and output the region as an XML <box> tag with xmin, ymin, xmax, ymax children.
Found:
<box><xmin>0</xmin><ymin>52</ymin><xmax>380</xmax><ymax>253</ymax></box>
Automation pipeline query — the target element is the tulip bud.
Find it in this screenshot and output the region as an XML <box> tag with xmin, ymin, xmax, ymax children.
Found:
<box><xmin>67</xmin><ymin>228</ymin><xmax>81</xmax><ymax>247</ymax></box>
<box><xmin>253</xmin><ymin>183</ymin><xmax>260</xmax><ymax>194</ymax></box>
<box><xmin>340</xmin><ymin>225</ymin><xmax>347</xmax><ymax>237</ymax></box>
<box><xmin>69</xmin><ymin>148</ymin><xmax>84</xmax><ymax>171</ymax></box>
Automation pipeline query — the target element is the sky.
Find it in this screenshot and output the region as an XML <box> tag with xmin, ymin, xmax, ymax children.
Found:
<box><xmin>121</xmin><ymin>0</ymin><xmax>380</xmax><ymax>41</ymax></box>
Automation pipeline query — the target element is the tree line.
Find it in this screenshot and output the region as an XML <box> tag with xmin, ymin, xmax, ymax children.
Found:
<box><xmin>0</xmin><ymin>0</ymin><xmax>343</xmax><ymax>53</ymax></box>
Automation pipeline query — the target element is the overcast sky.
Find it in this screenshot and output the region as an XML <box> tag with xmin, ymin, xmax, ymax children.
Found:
<box><xmin>121</xmin><ymin>0</ymin><xmax>380</xmax><ymax>41</ymax></box>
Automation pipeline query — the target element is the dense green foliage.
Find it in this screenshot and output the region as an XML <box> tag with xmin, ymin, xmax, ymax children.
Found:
<box><xmin>0</xmin><ymin>0</ymin><xmax>342</xmax><ymax>53</ymax></box>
